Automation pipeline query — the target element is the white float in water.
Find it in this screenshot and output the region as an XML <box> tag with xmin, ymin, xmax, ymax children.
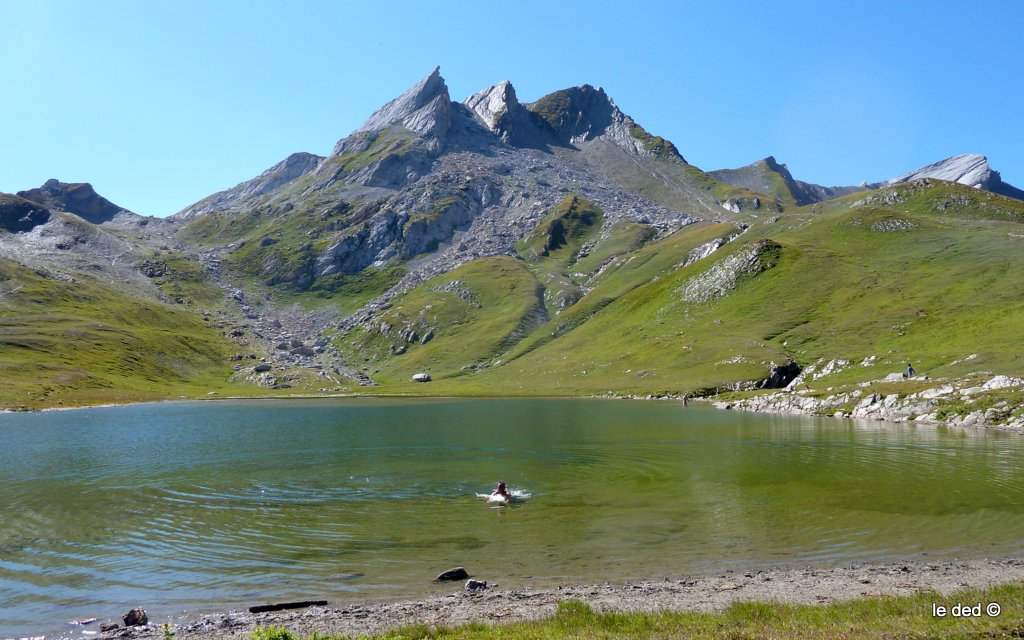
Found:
<box><xmin>476</xmin><ymin>487</ymin><xmax>531</xmax><ymax>505</ymax></box>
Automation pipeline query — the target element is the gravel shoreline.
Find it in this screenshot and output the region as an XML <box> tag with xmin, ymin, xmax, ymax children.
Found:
<box><xmin>101</xmin><ymin>557</ymin><xmax>1024</xmax><ymax>639</ymax></box>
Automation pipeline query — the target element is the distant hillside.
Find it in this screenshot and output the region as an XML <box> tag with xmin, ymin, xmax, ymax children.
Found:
<box><xmin>710</xmin><ymin>157</ymin><xmax>863</xmax><ymax>207</ymax></box>
<box><xmin>712</xmin><ymin>154</ymin><xmax>1024</xmax><ymax>206</ymax></box>
<box><xmin>3</xmin><ymin>68</ymin><xmax>1024</xmax><ymax>422</ymax></box>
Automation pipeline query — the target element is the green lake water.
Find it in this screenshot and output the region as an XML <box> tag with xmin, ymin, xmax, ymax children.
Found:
<box><xmin>2</xmin><ymin>398</ymin><xmax>1024</xmax><ymax>636</ymax></box>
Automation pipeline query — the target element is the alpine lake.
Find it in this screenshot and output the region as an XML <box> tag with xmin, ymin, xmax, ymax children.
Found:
<box><xmin>3</xmin><ymin>397</ymin><xmax>1024</xmax><ymax>637</ymax></box>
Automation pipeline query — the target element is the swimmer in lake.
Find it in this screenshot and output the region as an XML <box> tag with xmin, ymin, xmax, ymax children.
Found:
<box><xmin>491</xmin><ymin>481</ymin><xmax>512</xmax><ymax>501</ymax></box>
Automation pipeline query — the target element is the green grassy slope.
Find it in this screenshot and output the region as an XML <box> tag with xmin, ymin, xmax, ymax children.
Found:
<box><xmin>515</xmin><ymin>194</ymin><xmax>605</xmax><ymax>313</ymax></box>
<box><xmin>336</xmin><ymin>256</ymin><xmax>544</xmax><ymax>384</ymax></box>
<box><xmin>362</xmin><ymin>179</ymin><xmax>1024</xmax><ymax>397</ymax></box>
<box><xmin>0</xmin><ymin>258</ymin><xmax>244</xmax><ymax>409</ymax></box>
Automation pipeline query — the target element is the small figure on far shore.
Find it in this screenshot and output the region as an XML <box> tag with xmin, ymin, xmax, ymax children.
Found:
<box><xmin>907</xmin><ymin>363</ymin><xmax>916</xmax><ymax>377</ymax></box>
<box><xmin>682</xmin><ymin>394</ymin><xmax>689</xmax><ymax>407</ymax></box>
<box><xmin>491</xmin><ymin>481</ymin><xmax>512</xmax><ymax>502</ymax></box>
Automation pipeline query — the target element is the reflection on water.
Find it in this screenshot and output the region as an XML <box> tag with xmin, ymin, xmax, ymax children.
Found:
<box><xmin>2</xmin><ymin>398</ymin><xmax>1024</xmax><ymax>636</ymax></box>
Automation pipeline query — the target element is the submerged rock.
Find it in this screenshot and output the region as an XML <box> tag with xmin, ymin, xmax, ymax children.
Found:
<box><xmin>435</xmin><ymin>567</ymin><xmax>469</xmax><ymax>582</ymax></box>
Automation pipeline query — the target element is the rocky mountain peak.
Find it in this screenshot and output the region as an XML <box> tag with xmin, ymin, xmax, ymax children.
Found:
<box><xmin>528</xmin><ymin>84</ymin><xmax>617</xmax><ymax>143</ymax></box>
<box><xmin>17</xmin><ymin>179</ymin><xmax>130</xmax><ymax>223</ymax></box>
<box><xmin>761</xmin><ymin>156</ymin><xmax>787</xmax><ymax>173</ymax></box>
<box><xmin>354</xmin><ymin>66</ymin><xmax>451</xmax><ymax>139</ymax></box>
<box><xmin>527</xmin><ymin>85</ymin><xmax>681</xmax><ymax>159</ymax></box>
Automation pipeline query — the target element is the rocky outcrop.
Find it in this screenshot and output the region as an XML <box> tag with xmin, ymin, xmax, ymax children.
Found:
<box><xmin>886</xmin><ymin>154</ymin><xmax>996</xmax><ymax>189</ymax></box>
<box><xmin>758</xmin><ymin>360</ymin><xmax>801</xmax><ymax>389</ymax></box>
<box><xmin>17</xmin><ymin>179</ymin><xmax>130</xmax><ymax>223</ymax></box>
<box><xmin>678</xmin><ymin>239</ymin><xmax>780</xmax><ymax>303</ymax></box>
<box><xmin>715</xmin><ymin>373</ymin><xmax>1024</xmax><ymax>430</ymax></box>
<box><xmin>0</xmin><ymin>194</ymin><xmax>50</xmax><ymax>232</ymax></box>
<box><xmin>883</xmin><ymin>153</ymin><xmax>1024</xmax><ymax>201</ymax></box>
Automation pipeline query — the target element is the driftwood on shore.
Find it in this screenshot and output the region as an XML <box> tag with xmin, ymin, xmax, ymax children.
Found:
<box><xmin>248</xmin><ymin>600</ymin><xmax>328</xmax><ymax>613</ymax></box>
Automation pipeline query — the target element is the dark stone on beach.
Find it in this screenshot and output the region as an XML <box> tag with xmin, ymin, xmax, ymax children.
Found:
<box><xmin>435</xmin><ymin>567</ymin><xmax>470</xmax><ymax>582</ymax></box>
<box><xmin>248</xmin><ymin>600</ymin><xmax>328</xmax><ymax>614</ymax></box>
<box><xmin>465</xmin><ymin>579</ymin><xmax>488</xmax><ymax>592</ymax></box>
<box><xmin>100</xmin><ymin>622</ymin><xmax>120</xmax><ymax>632</ymax></box>
<box><xmin>123</xmin><ymin>607</ymin><xmax>148</xmax><ymax>626</ymax></box>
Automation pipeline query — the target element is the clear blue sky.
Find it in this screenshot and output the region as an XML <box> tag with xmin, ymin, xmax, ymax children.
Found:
<box><xmin>1</xmin><ymin>0</ymin><xmax>1021</xmax><ymax>217</ymax></box>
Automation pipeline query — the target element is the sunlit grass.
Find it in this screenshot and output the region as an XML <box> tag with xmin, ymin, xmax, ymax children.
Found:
<box><xmin>244</xmin><ymin>583</ymin><xmax>1024</xmax><ymax>639</ymax></box>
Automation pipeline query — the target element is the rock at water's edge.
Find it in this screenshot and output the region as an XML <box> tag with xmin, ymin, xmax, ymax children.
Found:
<box><xmin>123</xmin><ymin>607</ymin><xmax>148</xmax><ymax>627</ymax></box>
<box><xmin>435</xmin><ymin>567</ymin><xmax>469</xmax><ymax>582</ymax></box>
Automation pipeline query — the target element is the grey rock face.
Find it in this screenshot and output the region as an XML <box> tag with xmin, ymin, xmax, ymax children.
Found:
<box><xmin>315</xmin><ymin>179</ymin><xmax>493</xmax><ymax>277</ymax></box>
<box><xmin>18</xmin><ymin>179</ymin><xmax>130</xmax><ymax>223</ymax></box>
<box><xmin>886</xmin><ymin>153</ymin><xmax>994</xmax><ymax>188</ymax></box>
<box><xmin>464</xmin><ymin>80</ymin><xmax>519</xmax><ymax>133</ymax></box>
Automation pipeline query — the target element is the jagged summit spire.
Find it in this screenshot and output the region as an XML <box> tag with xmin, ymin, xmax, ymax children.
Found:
<box><xmin>356</xmin><ymin>66</ymin><xmax>450</xmax><ymax>135</ymax></box>
<box><xmin>464</xmin><ymin>80</ymin><xmax>519</xmax><ymax>131</ymax></box>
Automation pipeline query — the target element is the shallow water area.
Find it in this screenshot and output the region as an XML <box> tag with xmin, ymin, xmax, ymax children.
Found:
<box><xmin>2</xmin><ymin>397</ymin><xmax>1024</xmax><ymax>637</ymax></box>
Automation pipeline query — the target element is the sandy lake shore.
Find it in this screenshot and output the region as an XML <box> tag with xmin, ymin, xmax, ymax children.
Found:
<box><xmin>96</xmin><ymin>557</ymin><xmax>1024</xmax><ymax>639</ymax></box>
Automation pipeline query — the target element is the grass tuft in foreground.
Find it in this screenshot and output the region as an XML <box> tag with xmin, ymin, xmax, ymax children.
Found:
<box><xmin>245</xmin><ymin>583</ymin><xmax>1024</xmax><ymax>640</ymax></box>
